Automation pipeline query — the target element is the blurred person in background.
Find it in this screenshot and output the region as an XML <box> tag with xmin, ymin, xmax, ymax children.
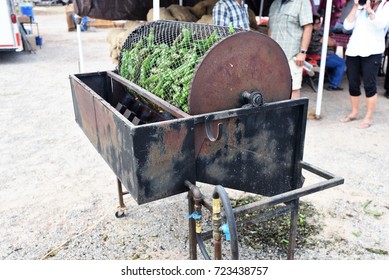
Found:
<box><xmin>332</xmin><ymin>0</ymin><xmax>355</xmax><ymax>34</ymax></box>
<box><xmin>310</xmin><ymin>0</ymin><xmax>320</xmax><ymax>16</ymax></box>
<box><xmin>318</xmin><ymin>0</ymin><xmax>346</xmax><ymax>31</ymax></box>
<box><xmin>268</xmin><ymin>0</ymin><xmax>313</xmax><ymax>99</ymax></box>
<box><xmin>308</xmin><ymin>15</ymin><xmax>346</xmax><ymax>90</ymax></box>
<box><xmin>384</xmin><ymin>33</ymin><xmax>389</xmax><ymax>98</ymax></box>
<box><xmin>212</xmin><ymin>0</ymin><xmax>250</xmax><ymax>30</ymax></box>
<box><xmin>341</xmin><ymin>0</ymin><xmax>389</xmax><ymax>128</ymax></box>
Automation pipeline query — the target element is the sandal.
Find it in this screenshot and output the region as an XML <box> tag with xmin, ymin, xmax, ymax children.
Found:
<box><xmin>358</xmin><ymin>122</ymin><xmax>372</xmax><ymax>129</ymax></box>
<box><xmin>340</xmin><ymin>115</ymin><xmax>358</xmax><ymax>123</ymax></box>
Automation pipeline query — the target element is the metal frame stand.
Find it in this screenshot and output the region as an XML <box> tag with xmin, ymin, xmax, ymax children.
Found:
<box><xmin>187</xmin><ymin>161</ymin><xmax>344</xmax><ymax>260</ymax></box>
<box><xmin>115</xmin><ymin>178</ymin><xmax>129</xmax><ymax>218</ymax></box>
<box><xmin>111</xmin><ymin>162</ymin><xmax>343</xmax><ymax>259</ymax></box>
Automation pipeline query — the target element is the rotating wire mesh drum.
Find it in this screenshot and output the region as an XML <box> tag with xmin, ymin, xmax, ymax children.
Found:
<box><xmin>118</xmin><ymin>20</ymin><xmax>292</xmax><ymax>116</ymax></box>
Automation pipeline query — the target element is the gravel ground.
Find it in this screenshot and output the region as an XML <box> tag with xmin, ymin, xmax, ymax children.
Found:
<box><xmin>1</xmin><ymin>6</ymin><xmax>388</xmax><ymax>261</ymax></box>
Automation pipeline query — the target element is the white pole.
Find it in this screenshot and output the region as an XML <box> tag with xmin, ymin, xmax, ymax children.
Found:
<box><xmin>76</xmin><ymin>23</ymin><xmax>84</xmax><ymax>72</ymax></box>
<box><xmin>315</xmin><ymin>0</ymin><xmax>333</xmax><ymax>118</ymax></box>
<box><xmin>179</xmin><ymin>0</ymin><xmax>183</xmax><ymax>5</ymax></box>
<box><xmin>153</xmin><ymin>0</ymin><xmax>160</xmax><ymax>21</ymax></box>
<box><xmin>259</xmin><ymin>0</ymin><xmax>264</xmax><ymax>17</ymax></box>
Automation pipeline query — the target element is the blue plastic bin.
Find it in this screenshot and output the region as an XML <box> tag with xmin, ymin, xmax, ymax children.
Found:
<box><xmin>35</xmin><ymin>36</ymin><xmax>42</xmax><ymax>46</ymax></box>
<box><xmin>20</xmin><ymin>3</ymin><xmax>34</xmax><ymax>22</ymax></box>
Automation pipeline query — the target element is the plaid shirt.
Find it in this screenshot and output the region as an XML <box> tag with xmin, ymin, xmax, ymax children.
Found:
<box><xmin>213</xmin><ymin>0</ymin><xmax>250</xmax><ymax>30</ymax></box>
<box><xmin>268</xmin><ymin>0</ymin><xmax>313</xmax><ymax>60</ymax></box>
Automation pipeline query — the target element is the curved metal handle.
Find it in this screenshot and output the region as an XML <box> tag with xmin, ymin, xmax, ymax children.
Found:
<box><xmin>205</xmin><ymin>117</ymin><xmax>223</xmax><ymax>142</ymax></box>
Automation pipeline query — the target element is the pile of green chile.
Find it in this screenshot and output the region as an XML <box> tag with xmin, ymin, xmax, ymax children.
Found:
<box><xmin>119</xmin><ymin>28</ymin><xmax>221</xmax><ymax>113</ymax></box>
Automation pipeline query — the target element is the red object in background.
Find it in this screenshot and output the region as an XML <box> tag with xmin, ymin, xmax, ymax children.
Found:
<box><xmin>255</xmin><ymin>16</ymin><xmax>269</xmax><ymax>26</ymax></box>
<box><xmin>318</xmin><ymin>0</ymin><xmax>346</xmax><ymax>28</ymax></box>
<box><xmin>331</xmin><ymin>33</ymin><xmax>351</xmax><ymax>48</ymax></box>
<box><xmin>11</xmin><ymin>13</ymin><xmax>17</xmax><ymax>24</ymax></box>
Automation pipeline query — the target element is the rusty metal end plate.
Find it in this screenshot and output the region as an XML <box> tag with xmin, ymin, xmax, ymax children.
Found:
<box><xmin>189</xmin><ymin>31</ymin><xmax>292</xmax><ymax>115</ymax></box>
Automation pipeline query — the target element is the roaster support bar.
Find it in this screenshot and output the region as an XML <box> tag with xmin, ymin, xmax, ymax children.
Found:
<box><xmin>187</xmin><ymin>161</ymin><xmax>344</xmax><ymax>260</ymax></box>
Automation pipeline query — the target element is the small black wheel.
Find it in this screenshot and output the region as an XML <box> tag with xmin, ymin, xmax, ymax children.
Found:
<box><xmin>115</xmin><ymin>208</ymin><xmax>127</xmax><ymax>218</ymax></box>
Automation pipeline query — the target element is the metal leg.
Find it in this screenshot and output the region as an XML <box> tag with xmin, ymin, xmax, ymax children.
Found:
<box><xmin>115</xmin><ymin>178</ymin><xmax>128</xmax><ymax>218</ymax></box>
<box><xmin>212</xmin><ymin>191</ymin><xmax>222</xmax><ymax>260</ymax></box>
<box><xmin>287</xmin><ymin>199</ymin><xmax>299</xmax><ymax>260</ymax></box>
<box><xmin>186</xmin><ymin>182</ymin><xmax>239</xmax><ymax>260</ymax></box>
<box><xmin>187</xmin><ymin>189</ymin><xmax>197</xmax><ymax>260</ymax></box>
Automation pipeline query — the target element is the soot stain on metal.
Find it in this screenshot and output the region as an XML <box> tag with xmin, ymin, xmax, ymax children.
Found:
<box><xmin>139</xmin><ymin>123</ymin><xmax>190</xmax><ymax>198</ymax></box>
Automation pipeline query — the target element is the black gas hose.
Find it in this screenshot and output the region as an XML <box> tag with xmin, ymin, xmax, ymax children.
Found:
<box><xmin>214</xmin><ymin>185</ymin><xmax>239</xmax><ymax>260</ymax></box>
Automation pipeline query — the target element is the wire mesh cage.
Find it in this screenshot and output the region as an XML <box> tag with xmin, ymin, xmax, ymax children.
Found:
<box><xmin>118</xmin><ymin>20</ymin><xmax>243</xmax><ymax>113</ymax></box>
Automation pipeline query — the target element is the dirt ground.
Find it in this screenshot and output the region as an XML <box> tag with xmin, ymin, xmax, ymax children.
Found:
<box><xmin>0</xmin><ymin>6</ymin><xmax>388</xmax><ymax>261</ymax></box>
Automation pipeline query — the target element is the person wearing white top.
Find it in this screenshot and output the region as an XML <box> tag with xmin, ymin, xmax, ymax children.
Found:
<box><xmin>385</xmin><ymin>34</ymin><xmax>389</xmax><ymax>98</ymax></box>
<box><xmin>341</xmin><ymin>0</ymin><xmax>389</xmax><ymax>129</ymax></box>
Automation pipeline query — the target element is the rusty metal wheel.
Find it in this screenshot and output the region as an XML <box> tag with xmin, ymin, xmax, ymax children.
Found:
<box><xmin>189</xmin><ymin>31</ymin><xmax>292</xmax><ymax>115</ymax></box>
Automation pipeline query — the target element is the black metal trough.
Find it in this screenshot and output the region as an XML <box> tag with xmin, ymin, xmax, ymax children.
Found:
<box><xmin>70</xmin><ymin>70</ymin><xmax>316</xmax><ymax>204</ymax></box>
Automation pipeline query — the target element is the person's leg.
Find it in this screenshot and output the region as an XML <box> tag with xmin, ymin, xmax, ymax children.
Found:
<box><xmin>341</xmin><ymin>55</ymin><xmax>361</xmax><ymax>121</ymax></box>
<box><xmin>361</xmin><ymin>95</ymin><xmax>377</xmax><ymax>127</ymax></box>
<box><xmin>326</xmin><ymin>54</ymin><xmax>346</xmax><ymax>88</ymax></box>
<box><xmin>385</xmin><ymin>52</ymin><xmax>389</xmax><ymax>98</ymax></box>
<box><xmin>359</xmin><ymin>54</ymin><xmax>381</xmax><ymax>127</ymax></box>
<box><xmin>347</xmin><ymin>95</ymin><xmax>360</xmax><ymax>119</ymax></box>
<box><xmin>288</xmin><ymin>58</ymin><xmax>303</xmax><ymax>99</ymax></box>
<box><xmin>291</xmin><ymin>89</ymin><xmax>300</xmax><ymax>99</ymax></box>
